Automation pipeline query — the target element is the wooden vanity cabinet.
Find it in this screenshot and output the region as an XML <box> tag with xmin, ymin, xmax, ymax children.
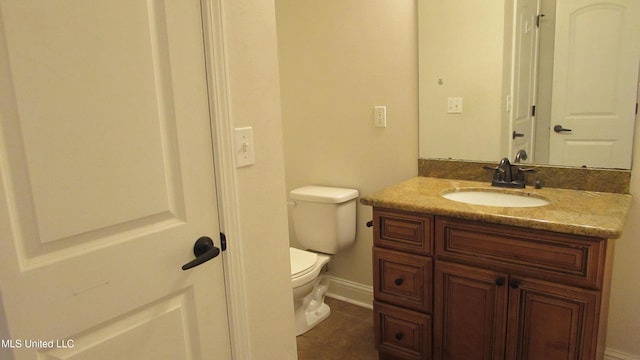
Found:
<box><xmin>372</xmin><ymin>208</ymin><xmax>612</xmax><ymax>360</ymax></box>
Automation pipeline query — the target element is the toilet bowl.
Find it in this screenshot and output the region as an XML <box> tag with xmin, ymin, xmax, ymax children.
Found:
<box><xmin>290</xmin><ymin>247</ymin><xmax>331</xmax><ymax>336</ymax></box>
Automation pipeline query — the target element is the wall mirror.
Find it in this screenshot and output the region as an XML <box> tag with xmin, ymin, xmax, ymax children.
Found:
<box><xmin>418</xmin><ymin>0</ymin><xmax>640</xmax><ymax>169</ymax></box>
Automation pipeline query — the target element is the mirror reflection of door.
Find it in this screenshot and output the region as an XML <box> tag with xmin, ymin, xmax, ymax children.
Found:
<box><xmin>532</xmin><ymin>0</ymin><xmax>640</xmax><ymax>169</ymax></box>
<box><xmin>510</xmin><ymin>0</ymin><xmax>541</xmax><ymax>164</ymax></box>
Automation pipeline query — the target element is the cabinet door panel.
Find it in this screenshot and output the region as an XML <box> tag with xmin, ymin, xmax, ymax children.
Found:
<box><xmin>506</xmin><ymin>277</ymin><xmax>600</xmax><ymax>360</ymax></box>
<box><xmin>434</xmin><ymin>261</ymin><xmax>508</xmax><ymax>360</ymax></box>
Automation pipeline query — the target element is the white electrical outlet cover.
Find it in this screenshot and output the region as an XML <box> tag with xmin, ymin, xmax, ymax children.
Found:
<box><xmin>374</xmin><ymin>106</ymin><xmax>387</xmax><ymax>127</ymax></box>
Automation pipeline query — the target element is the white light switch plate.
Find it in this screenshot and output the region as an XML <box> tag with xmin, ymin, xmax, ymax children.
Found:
<box><xmin>234</xmin><ymin>127</ymin><xmax>255</xmax><ymax>167</ymax></box>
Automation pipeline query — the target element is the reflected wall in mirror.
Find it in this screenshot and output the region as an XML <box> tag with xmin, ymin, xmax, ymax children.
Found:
<box><xmin>418</xmin><ymin>0</ymin><xmax>640</xmax><ymax>169</ymax></box>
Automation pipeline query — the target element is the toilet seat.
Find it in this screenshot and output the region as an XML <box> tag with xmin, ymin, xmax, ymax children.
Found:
<box><xmin>290</xmin><ymin>247</ymin><xmax>330</xmax><ymax>290</ymax></box>
<box><xmin>290</xmin><ymin>247</ymin><xmax>317</xmax><ymax>278</ymax></box>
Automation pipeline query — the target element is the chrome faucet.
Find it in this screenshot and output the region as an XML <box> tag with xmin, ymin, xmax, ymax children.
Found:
<box><xmin>497</xmin><ymin>157</ymin><xmax>514</xmax><ymax>183</ymax></box>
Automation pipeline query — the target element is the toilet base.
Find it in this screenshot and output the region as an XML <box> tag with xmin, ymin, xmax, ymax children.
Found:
<box><xmin>295</xmin><ymin>302</ymin><xmax>330</xmax><ymax>336</ymax></box>
<box><xmin>294</xmin><ymin>276</ymin><xmax>330</xmax><ymax>336</ymax></box>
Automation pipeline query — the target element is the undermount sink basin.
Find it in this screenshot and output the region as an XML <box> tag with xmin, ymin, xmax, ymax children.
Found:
<box><xmin>442</xmin><ymin>189</ymin><xmax>550</xmax><ymax>208</ymax></box>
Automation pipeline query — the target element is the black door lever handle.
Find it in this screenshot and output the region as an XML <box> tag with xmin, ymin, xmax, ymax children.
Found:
<box><xmin>553</xmin><ymin>125</ymin><xmax>572</xmax><ymax>133</ymax></box>
<box><xmin>182</xmin><ymin>236</ymin><xmax>220</xmax><ymax>270</ymax></box>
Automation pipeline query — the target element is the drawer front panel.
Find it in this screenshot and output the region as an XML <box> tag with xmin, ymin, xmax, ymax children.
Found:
<box><xmin>435</xmin><ymin>217</ymin><xmax>606</xmax><ymax>289</ymax></box>
<box><xmin>374</xmin><ymin>247</ymin><xmax>433</xmax><ymax>312</ymax></box>
<box><xmin>374</xmin><ymin>208</ymin><xmax>433</xmax><ymax>255</ymax></box>
<box><xmin>374</xmin><ymin>301</ymin><xmax>432</xmax><ymax>360</ymax></box>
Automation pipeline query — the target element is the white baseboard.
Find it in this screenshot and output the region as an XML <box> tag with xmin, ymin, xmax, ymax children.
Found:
<box><xmin>605</xmin><ymin>349</ymin><xmax>640</xmax><ymax>360</ymax></box>
<box><xmin>325</xmin><ymin>276</ymin><xmax>373</xmax><ymax>309</ymax></box>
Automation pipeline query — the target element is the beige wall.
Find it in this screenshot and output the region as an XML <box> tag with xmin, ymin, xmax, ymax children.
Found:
<box><xmin>276</xmin><ymin>0</ymin><xmax>419</xmax><ymax>289</ymax></box>
<box><xmin>222</xmin><ymin>0</ymin><xmax>298</xmax><ymax>358</ymax></box>
<box><xmin>606</xmin><ymin>121</ymin><xmax>640</xmax><ymax>356</ymax></box>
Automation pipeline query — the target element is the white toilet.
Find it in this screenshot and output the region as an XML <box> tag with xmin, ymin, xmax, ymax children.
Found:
<box><xmin>288</xmin><ymin>185</ymin><xmax>359</xmax><ymax>336</ymax></box>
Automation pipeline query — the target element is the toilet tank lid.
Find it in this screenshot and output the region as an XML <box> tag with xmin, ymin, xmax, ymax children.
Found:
<box><xmin>290</xmin><ymin>185</ymin><xmax>359</xmax><ymax>204</ymax></box>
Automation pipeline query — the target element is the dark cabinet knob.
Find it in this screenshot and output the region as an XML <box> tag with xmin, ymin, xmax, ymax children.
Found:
<box><xmin>394</xmin><ymin>278</ymin><xmax>404</xmax><ymax>286</ymax></box>
<box><xmin>495</xmin><ymin>277</ymin><xmax>506</xmax><ymax>287</ymax></box>
<box><xmin>509</xmin><ymin>279</ymin><xmax>521</xmax><ymax>289</ymax></box>
<box><xmin>395</xmin><ymin>332</ymin><xmax>404</xmax><ymax>341</ymax></box>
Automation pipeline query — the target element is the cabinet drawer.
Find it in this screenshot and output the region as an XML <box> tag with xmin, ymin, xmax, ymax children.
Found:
<box><xmin>374</xmin><ymin>301</ymin><xmax>432</xmax><ymax>360</ymax></box>
<box><xmin>374</xmin><ymin>208</ymin><xmax>433</xmax><ymax>255</ymax></box>
<box><xmin>435</xmin><ymin>217</ymin><xmax>607</xmax><ymax>289</ymax></box>
<box><xmin>373</xmin><ymin>247</ymin><xmax>432</xmax><ymax>312</ymax></box>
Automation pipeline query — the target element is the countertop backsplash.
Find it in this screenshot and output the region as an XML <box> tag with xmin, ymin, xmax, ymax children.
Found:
<box><xmin>419</xmin><ymin>158</ymin><xmax>631</xmax><ymax>194</ymax></box>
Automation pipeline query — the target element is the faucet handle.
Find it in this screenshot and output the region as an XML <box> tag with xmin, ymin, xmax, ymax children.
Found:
<box><xmin>514</xmin><ymin>167</ymin><xmax>535</xmax><ymax>184</ymax></box>
<box><xmin>483</xmin><ymin>165</ymin><xmax>502</xmax><ymax>181</ymax></box>
<box><xmin>517</xmin><ymin>167</ymin><xmax>536</xmax><ymax>173</ymax></box>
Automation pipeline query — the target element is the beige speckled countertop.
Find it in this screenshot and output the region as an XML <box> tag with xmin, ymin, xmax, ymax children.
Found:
<box><xmin>360</xmin><ymin>177</ymin><xmax>632</xmax><ymax>239</ymax></box>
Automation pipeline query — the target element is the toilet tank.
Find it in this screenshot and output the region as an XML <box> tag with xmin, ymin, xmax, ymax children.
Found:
<box><xmin>290</xmin><ymin>186</ymin><xmax>359</xmax><ymax>254</ymax></box>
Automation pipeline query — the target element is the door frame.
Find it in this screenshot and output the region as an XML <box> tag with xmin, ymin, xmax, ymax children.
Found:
<box><xmin>200</xmin><ymin>0</ymin><xmax>253</xmax><ymax>358</ymax></box>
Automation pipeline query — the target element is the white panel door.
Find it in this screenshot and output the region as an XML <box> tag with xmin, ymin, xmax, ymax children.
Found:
<box><xmin>511</xmin><ymin>0</ymin><xmax>540</xmax><ymax>163</ymax></box>
<box><xmin>0</xmin><ymin>1</ymin><xmax>232</xmax><ymax>359</ymax></box>
<box><xmin>549</xmin><ymin>0</ymin><xmax>640</xmax><ymax>169</ymax></box>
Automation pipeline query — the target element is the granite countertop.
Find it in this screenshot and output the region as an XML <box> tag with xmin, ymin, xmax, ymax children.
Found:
<box><xmin>360</xmin><ymin>177</ymin><xmax>632</xmax><ymax>239</ymax></box>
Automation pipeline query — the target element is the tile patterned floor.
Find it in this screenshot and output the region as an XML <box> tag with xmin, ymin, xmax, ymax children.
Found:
<box><xmin>296</xmin><ymin>297</ymin><xmax>377</xmax><ymax>360</ymax></box>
